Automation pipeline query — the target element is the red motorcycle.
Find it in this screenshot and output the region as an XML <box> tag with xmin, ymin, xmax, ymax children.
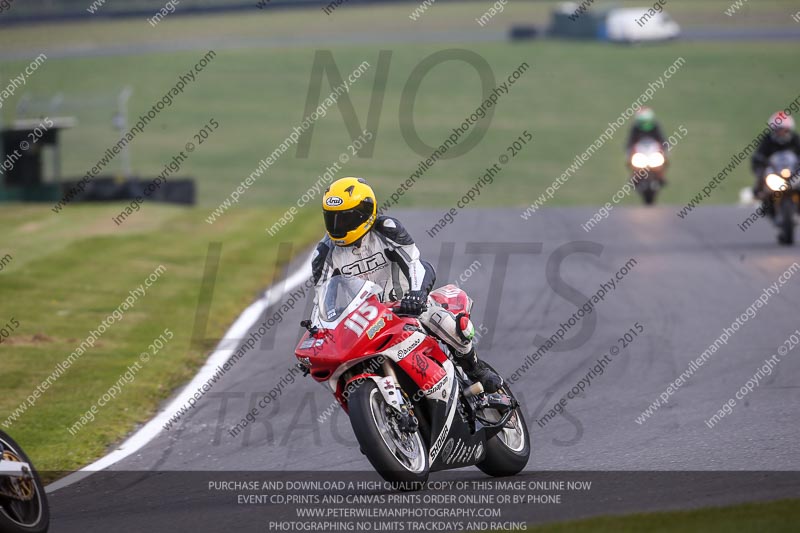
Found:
<box><xmin>295</xmin><ymin>276</ymin><xmax>529</xmax><ymax>487</ymax></box>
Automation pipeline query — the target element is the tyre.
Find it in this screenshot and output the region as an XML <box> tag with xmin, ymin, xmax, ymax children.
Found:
<box><xmin>476</xmin><ymin>372</ymin><xmax>530</xmax><ymax>477</ymax></box>
<box><xmin>778</xmin><ymin>195</ymin><xmax>795</xmax><ymax>245</ymax></box>
<box><xmin>0</xmin><ymin>431</ymin><xmax>49</xmax><ymax>533</ymax></box>
<box><xmin>348</xmin><ymin>380</ymin><xmax>429</xmax><ymax>488</ymax></box>
<box><xmin>634</xmin><ymin>173</ymin><xmax>656</xmax><ymax>206</ymax></box>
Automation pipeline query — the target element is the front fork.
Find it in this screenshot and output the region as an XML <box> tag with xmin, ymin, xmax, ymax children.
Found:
<box><xmin>373</xmin><ymin>361</ymin><xmax>418</xmax><ymax>433</ymax></box>
<box><xmin>0</xmin><ymin>451</ymin><xmax>35</xmax><ymax>502</ymax></box>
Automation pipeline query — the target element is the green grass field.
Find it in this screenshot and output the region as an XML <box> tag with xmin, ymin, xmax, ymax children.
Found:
<box><xmin>1</xmin><ymin>5</ymin><xmax>799</xmax><ymax>212</ymax></box>
<box><xmin>0</xmin><ymin>204</ymin><xmax>319</xmax><ymax>475</ymax></box>
<box><xmin>521</xmin><ymin>497</ymin><xmax>800</xmax><ymax>533</ymax></box>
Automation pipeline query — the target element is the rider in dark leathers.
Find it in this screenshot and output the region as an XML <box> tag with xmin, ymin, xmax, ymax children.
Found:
<box><xmin>626</xmin><ymin>107</ymin><xmax>666</xmax><ymax>151</ymax></box>
<box><xmin>751</xmin><ymin>111</ymin><xmax>800</xmax><ymax>198</ymax></box>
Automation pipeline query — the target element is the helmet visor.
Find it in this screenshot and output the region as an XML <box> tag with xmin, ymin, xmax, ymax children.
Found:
<box><xmin>324</xmin><ymin>201</ymin><xmax>373</xmax><ymax>239</ymax></box>
<box><xmin>773</xmin><ymin>127</ymin><xmax>792</xmax><ymax>143</ymax></box>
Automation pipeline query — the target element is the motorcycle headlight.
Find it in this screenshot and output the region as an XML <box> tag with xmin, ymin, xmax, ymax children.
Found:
<box><xmin>648</xmin><ymin>153</ymin><xmax>665</xmax><ymax>168</ymax></box>
<box><xmin>780</xmin><ymin>168</ymin><xmax>792</xmax><ymax>179</ymax></box>
<box><xmin>631</xmin><ymin>153</ymin><xmax>649</xmax><ymax>169</ymax></box>
<box><xmin>766</xmin><ymin>173</ymin><xmax>788</xmax><ymax>192</ymax></box>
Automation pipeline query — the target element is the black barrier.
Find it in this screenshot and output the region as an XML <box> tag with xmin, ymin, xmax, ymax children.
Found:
<box><xmin>0</xmin><ymin>0</ymin><xmax>489</xmax><ymax>26</ymax></box>
<box><xmin>60</xmin><ymin>176</ymin><xmax>196</xmax><ymax>205</ymax></box>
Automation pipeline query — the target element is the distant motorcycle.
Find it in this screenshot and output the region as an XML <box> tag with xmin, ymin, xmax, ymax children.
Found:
<box><xmin>628</xmin><ymin>139</ymin><xmax>667</xmax><ymax>205</ymax></box>
<box><xmin>295</xmin><ymin>276</ymin><xmax>529</xmax><ymax>488</ymax></box>
<box><xmin>0</xmin><ymin>431</ymin><xmax>49</xmax><ymax>533</ymax></box>
<box><xmin>760</xmin><ymin>150</ymin><xmax>800</xmax><ymax>245</ymax></box>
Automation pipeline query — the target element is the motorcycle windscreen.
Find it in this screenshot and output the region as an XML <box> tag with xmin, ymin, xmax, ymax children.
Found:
<box><xmin>317</xmin><ymin>275</ymin><xmax>368</xmax><ymax>323</ymax></box>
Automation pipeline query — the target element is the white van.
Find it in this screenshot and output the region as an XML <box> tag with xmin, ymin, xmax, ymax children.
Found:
<box><xmin>604</xmin><ymin>7</ymin><xmax>681</xmax><ymax>42</ymax></box>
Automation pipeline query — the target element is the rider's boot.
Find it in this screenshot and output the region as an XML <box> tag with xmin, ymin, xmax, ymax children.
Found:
<box><xmin>456</xmin><ymin>347</ymin><xmax>504</xmax><ymax>394</ymax></box>
<box><xmin>449</xmin><ymin>313</ymin><xmax>504</xmax><ymax>393</ymax></box>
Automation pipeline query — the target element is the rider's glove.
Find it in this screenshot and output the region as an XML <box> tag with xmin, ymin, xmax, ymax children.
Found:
<box><xmin>398</xmin><ymin>290</ymin><xmax>427</xmax><ymax>316</ymax></box>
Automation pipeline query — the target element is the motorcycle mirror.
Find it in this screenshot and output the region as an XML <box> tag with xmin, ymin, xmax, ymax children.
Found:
<box><xmin>300</xmin><ymin>320</ymin><xmax>319</xmax><ymax>335</ymax></box>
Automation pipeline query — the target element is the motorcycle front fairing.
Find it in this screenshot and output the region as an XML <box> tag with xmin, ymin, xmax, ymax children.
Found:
<box><xmin>763</xmin><ymin>150</ymin><xmax>800</xmax><ymax>195</ymax></box>
<box><xmin>630</xmin><ymin>139</ymin><xmax>666</xmax><ymax>182</ymax></box>
<box><xmin>295</xmin><ymin>276</ymin><xmax>450</xmax><ymax>410</ymax></box>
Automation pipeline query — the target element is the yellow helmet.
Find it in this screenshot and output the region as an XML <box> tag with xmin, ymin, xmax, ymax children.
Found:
<box><xmin>322</xmin><ymin>177</ymin><xmax>377</xmax><ymax>246</ymax></box>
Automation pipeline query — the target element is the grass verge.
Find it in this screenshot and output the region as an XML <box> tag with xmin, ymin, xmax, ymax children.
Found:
<box><xmin>0</xmin><ymin>204</ymin><xmax>319</xmax><ymax>477</ymax></box>
<box><xmin>516</xmin><ymin>498</ymin><xmax>800</xmax><ymax>533</ymax></box>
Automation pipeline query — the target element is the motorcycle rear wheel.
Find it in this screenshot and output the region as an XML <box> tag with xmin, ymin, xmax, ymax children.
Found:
<box><xmin>476</xmin><ymin>370</ymin><xmax>530</xmax><ymax>477</ymax></box>
<box><xmin>348</xmin><ymin>381</ymin><xmax>429</xmax><ymax>489</ymax></box>
<box><xmin>0</xmin><ymin>431</ymin><xmax>49</xmax><ymax>533</ymax></box>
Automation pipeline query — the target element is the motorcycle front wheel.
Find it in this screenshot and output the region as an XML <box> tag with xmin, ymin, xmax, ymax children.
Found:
<box><xmin>778</xmin><ymin>195</ymin><xmax>795</xmax><ymax>245</ymax></box>
<box><xmin>0</xmin><ymin>431</ymin><xmax>50</xmax><ymax>533</ymax></box>
<box><xmin>348</xmin><ymin>380</ymin><xmax>429</xmax><ymax>488</ymax></box>
<box><xmin>634</xmin><ymin>174</ymin><xmax>656</xmax><ymax>206</ymax></box>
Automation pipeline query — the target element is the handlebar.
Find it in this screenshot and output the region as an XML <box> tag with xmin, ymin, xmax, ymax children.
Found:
<box><xmin>386</xmin><ymin>300</ymin><xmax>427</xmax><ymax>318</ymax></box>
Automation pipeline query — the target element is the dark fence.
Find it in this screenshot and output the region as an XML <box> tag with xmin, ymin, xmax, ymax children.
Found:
<box><xmin>0</xmin><ymin>0</ymin><xmax>539</xmax><ymax>26</ymax></box>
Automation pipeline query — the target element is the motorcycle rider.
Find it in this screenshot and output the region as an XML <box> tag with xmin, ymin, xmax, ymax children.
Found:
<box><xmin>626</xmin><ymin>107</ymin><xmax>668</xmax><ymax>186</ymax></box>
<box><xmin>312</xmin><ymin>176</ymin><xmax>503</xmax><ymax>393</ymax></box>
<box><xmin>626</xmin><ymin>107</ymin><xmax>666</xmax><ymax>150</ymax></box>
<box><xmin>751</xmin><ymin>111</ymin><xmax>800</xmax><ymax>199</ymax></box>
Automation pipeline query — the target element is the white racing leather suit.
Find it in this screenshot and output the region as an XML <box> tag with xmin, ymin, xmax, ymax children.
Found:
<box><xmin>311</xmin><ymin>216</ymin><xmax>473</xmax><ymax>356</ymax></box>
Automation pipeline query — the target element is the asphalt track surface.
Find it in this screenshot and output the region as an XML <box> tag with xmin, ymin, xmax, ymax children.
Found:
<box><xmin>48</xmin><ymin>206</ymin><xmax>800</xmax><ymax>532</ymax></box>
